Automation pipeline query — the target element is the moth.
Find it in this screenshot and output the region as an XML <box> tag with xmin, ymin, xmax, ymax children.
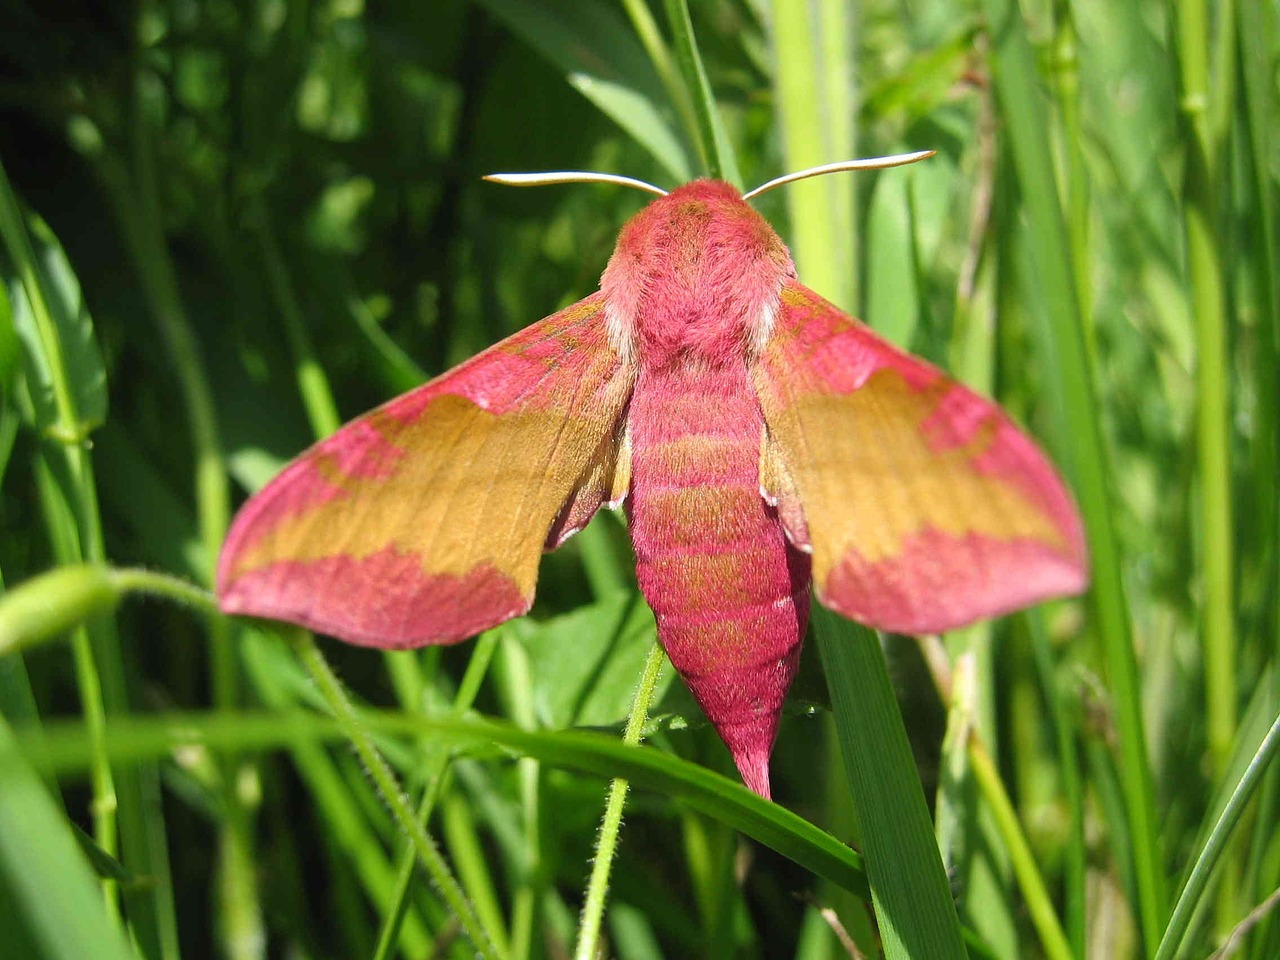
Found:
<box><xmin>218</xmin><ymin>153</ymin><xmax>1088</xmax><ymax>798</ymax></box>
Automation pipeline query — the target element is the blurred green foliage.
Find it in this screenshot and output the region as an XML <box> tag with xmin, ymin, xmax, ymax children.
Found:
<box><xmin>0</xmin><ymin>1</ymin><xmax>1276</xmax><ymax>959</ymax></box>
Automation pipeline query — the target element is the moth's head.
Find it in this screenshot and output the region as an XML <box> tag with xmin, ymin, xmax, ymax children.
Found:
<box><xmin>483</xmin><ymin>152</ymin><xmax>935</xmax><ymax>363</ymax></box>
<box><xmin>599</xmin><ymin>180</ymin><xmax>794</xmax><ymax>361</ymax></box>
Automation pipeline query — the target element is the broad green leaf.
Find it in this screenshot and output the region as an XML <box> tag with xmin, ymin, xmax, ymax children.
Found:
<box><xmin>864</xmin><ymin>168</ymin><xmax>920</xmax><ymax>349</ymax></box>
<box><xmin>513</xmin><ymin>589</ymin><xmax>671</xmax><ymax>729</ymax></box>
<box><xmin>769</xmin><ymin>0</ymin><xmax>854</xmax><ymax>306</ymax></box>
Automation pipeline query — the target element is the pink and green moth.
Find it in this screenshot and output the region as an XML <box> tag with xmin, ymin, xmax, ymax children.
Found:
<box><xmin>217</xmin><ymin>152</ymin><xmax>1088</xmax><ymax>799</ymax></box>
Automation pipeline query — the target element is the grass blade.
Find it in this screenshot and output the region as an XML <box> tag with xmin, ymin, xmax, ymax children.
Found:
<box><xmin>976</xmin><ymin>0</ymin><xmax>1166</xmax><ymax>946</ymax></box>
<box><xmin>476</xmin><ymin>0</ymin><xmax>693</xmax><ymax>182</ymax></box>
<box><xmin>662</xmin><ymin>0</ymin><xmax>741</xmax><ymax>186</ymax></box>
<box><xmin>1154</xmin><ymin>710</ymin><xmax>1280</xmax><ymax>960</ymax></box>
<box><xmin>814</xmin><ymin>609</ymin><xmax>967</xmax><ymax>959</ymax></box>
<box><xmin>0</xmin><ymin>716</ymin><xmax>138</xmax><ymax>960</ymax></box>
<box><xmin>17</xmin><ymin>708</ymin><xmax>871</xmax><ymax>899</ymax></box>
<box><xmin>767</xmin><ymin>0</ymin><xmax>856</xmax><ymax>308</ymax></box>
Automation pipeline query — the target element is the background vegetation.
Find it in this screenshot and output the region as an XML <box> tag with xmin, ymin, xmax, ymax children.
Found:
<box><xmin>0</xmin><ymin>1</ymin><xmax>1275</xmax><ymax>958</ymax></box>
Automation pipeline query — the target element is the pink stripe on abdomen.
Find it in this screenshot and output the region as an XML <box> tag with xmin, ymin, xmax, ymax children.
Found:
<box><xmin>626</xmin><ymin>362</ymin><xmax>811</xmax><ymax>798</ymax></box>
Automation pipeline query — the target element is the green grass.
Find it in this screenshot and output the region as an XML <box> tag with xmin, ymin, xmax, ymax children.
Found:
<box><xmin>0</xmin><ymin>1</ymin><xmax>1277</xmax><ymax>958</ymax></box>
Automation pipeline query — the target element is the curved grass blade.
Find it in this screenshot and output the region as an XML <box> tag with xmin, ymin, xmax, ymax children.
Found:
<box><xmin>1154</xmin><ymin>709</ymin><xmax>1280</xmax><ymax>960</ymax></box>
<box><xmin>1169</xmin><ymin>668</ymin><xmax>1280</xmax><ymax>956</ymax></box>
<box><xmin>16</xmin><ymin>710</ymin><xmax>870</xmax><ymax>899</ymax></box>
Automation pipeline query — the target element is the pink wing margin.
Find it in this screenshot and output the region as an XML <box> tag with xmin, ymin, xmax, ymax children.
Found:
<box><xmin>218</xmin><ymin>293</ymin><xmax>633</xmax><ymax>648</ymax></box>
<box><xmin>752</xmin><ymin>281</ymin><xmax>1088</xmax><ymax>634</ymax></box>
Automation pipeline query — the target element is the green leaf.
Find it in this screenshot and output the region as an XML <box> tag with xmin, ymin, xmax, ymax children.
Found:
<box><xmin>0</xmin><ymin>717</ymin><xmax>139</xmax><ymax>960</ymax></box>
<box><xmin>864</xmin><ymin>169</ymin><xmax>920</xmax><ymax>349</ymax></box>
<box><xmin>476</xmin><ymin>0</ymin><xmax>693</xmax><ymax>182</ymax></box>
<box><xmin>768</xmin><ymin>0</ymin><xmax>854</xmax><ymax>305</ymax></box>
<box><xmin>1</xmin><ymin>212</ymin><xmax>108</xmax><ymax>438</ymax></box>
<box><xmin>977</xmin><ymin>0</ymin><xmax>1166</xmax><ymax>946</ymax></box>
<box><xmin>514</xmin><ymin>589</ymin><xmax>671</xmax><ymax>729</ymax></box>
<box><xmin>662</xmin><ymin>0</ymin><xmax>741</xmax><ymax>187</ymax></box>
<box><xmin>0</xmin><ymin>275</ymin><xmax>20</xmax><ymax>395</ymax></box>
<box><xmin>69</xmin><ymin>821</ymin><xmax>143</xmax><ymax>888</ymax></box>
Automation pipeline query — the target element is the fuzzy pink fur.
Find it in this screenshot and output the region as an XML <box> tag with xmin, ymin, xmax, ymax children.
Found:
<box><xmin>602</xmin><ymin>181</ymin><xmax>794</xmax><ymax>364</ymax></box>
<box><xmin>603</xmin><ymin>183</ymin><xmax>813</xmax><ymax>796</ymax></box>
<box><xmin>626</xmin><ymin>362</ymin><xmax>810</xmax><ymax>798</ymax></box>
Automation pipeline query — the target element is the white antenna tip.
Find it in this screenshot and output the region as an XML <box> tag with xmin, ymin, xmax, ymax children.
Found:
<box><xmin>483</xmin><ymin>171</ymin><xmax>667</xmax><ymax>197</ymax></box>
<box><xmin>743</xmin><ymin>150</ymin><xmax>936</xmax><ymax>200</ymax></box>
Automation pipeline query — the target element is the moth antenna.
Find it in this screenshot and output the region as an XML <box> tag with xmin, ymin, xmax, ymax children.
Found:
<box><xmin>742</xmin><ymin>150</ymin><xmax>936</xmax><ymax>201</ymax></box>
<box><xmin>483</xmin><ymin>171</ymin><xmax>668</xmax><ymax>197</ymax></box>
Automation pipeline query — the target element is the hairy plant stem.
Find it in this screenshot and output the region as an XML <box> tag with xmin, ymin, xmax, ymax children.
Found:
<box><xmin>573</xmin><ymin>642</ymin><xmax>668</xmax><ymax>960</ymax></box>
<box><xmin>371</xmin><ymin>631</ymin><xmax>500</xmax><ymax>960</ymax></box>
<box><xmin>289</xmin><ymin>628</ymin><xmax>502</xmax><ymax>960</ymax></box>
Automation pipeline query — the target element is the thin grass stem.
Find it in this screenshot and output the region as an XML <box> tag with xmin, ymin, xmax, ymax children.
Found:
<box><xmin>1027</xmin><ymin>613</ymin><xmax>1086</xmax><ymax>959</ymax></box>
<box><xmin>0</xmin><ymin>156</ymin><xmax>122</xmax><ymax>920</ymax></box>
<box><xmin>249</xmin><ymin>197</ymin><xmax>342</xmax><ymax>439</ymax></box>
<box><xmin>661</xmin><ymin>0</ymin><xmax>741</xmax><ymax>186</ymax></box>
<box><xmin>967</xmin><ymin>734</ymin><xmax>1073</xmax><ymax>960</ymax></box>
<box><xmin>976</xmin><ymin>0</ymin><xmax>1167</xmax><ymax>943</ymax></box>
<box><xmin>618</xmin><ymin>0</ymin><xmax>699</xmax><ymax>145</ymax></box>
<box><xmin>112</xmin><ymin>62</ymin><xmax>264</xmax><ymax>950</ymax></box>
<box><xmin>766</xmin><ymin>0</ymin><xmax>857</xmax><ymax>307</ymax></box>
<box><xmin>1176</xmin><ymin>0</ymin><xmax>1238</xmax><ymax>932</ymax></box>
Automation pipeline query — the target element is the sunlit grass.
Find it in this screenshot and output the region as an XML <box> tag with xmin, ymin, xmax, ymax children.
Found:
<box><xmin>0</xmin><ymin>1</ymin><xmax>1276</xmax><ymax>958</ymax></box>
